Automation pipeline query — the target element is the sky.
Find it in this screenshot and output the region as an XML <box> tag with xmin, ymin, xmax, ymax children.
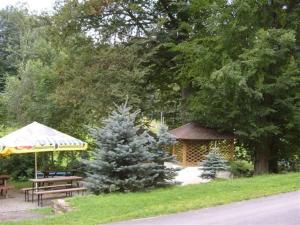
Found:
<box><xmin>0</xmin><ymin>0</ymin><xmax>56</xmax><ymax>12</ymax></box>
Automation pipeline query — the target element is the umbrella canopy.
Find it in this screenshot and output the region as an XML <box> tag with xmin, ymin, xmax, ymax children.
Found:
<box><xmin>0</xmin><ymin>121</ymin><xmax>87</xmax><ymax>156</ymax></box>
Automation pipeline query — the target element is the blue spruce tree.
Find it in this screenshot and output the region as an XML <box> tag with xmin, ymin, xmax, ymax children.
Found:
<box><xmin>84</xmin><ymin>103</ymin><xmax>176</xmax><ymax>193</ymax></box>
<box><xmin>200</xmin><ymin>147</ymin><xmax>229</xmax><ymax>179</ymax></box>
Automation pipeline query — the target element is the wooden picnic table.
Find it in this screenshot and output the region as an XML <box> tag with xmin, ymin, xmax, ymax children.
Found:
<box><xmin>0</xmin><ymin>175</ymin><xmax>10</xmax><ymax>186</ymax></box>
<box><xmin>29</xmin><ymin>176</ymin><xmax>83</xmax><ymax>185</ymax></box>
<box><xmin>29</xmin><ymin>176</ymin><xmax>83</xmax><ymax>190</ymax></box>
<box><xmin>28</xmin><ymin>176</ymin><xmax>83</xmax><ymax>202</ymax></box>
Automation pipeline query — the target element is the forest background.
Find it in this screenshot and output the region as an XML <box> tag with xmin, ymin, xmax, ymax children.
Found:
<box><xmin>0</xmin><ymin>0</ymin><xmax>300</xmax><ymax>175</ymax></box>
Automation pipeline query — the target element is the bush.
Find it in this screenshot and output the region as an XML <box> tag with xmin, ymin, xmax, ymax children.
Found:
<box><xmin>234</xmin><ymin>146</ymin><xmax>251</xmax><ymax>161</ymax></box>
<box><xmin>278</xmin><ymin>158</ymin><xmax>300</xmax><ymax>172</ymax></box>
<box><xmin>229</xmin><ymin>160</ymin><xmax>254</xmax><ymax>177</ymax></box>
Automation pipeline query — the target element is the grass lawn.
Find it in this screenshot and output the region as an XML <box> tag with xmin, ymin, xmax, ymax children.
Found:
<box><xmin>2</xmin><ymin>172</ymin><xmax>300</xmax><ymax>225</ymax></box>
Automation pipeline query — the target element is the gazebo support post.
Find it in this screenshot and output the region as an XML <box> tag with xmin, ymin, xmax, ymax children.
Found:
<box><xmin>206</xmin><ymin>142</ymin><xmax>209</xmax><ymax>152</ymax></box>
<box><xmin>182</xmin><ymin>143</ymin><xmax>187</xmax><ymax>166</ymax></box>
<box><xmin>172</xmin><ymin>145</ymin><xmax>175</xmax><ymax>156</ymax></box>
<box><xmin>229</xmin><ymin>139</ymin><xmax>235</xmax><ymax>160</ymax></box>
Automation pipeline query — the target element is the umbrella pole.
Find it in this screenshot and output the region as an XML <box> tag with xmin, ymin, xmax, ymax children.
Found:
<box><xmin>35</xmin><ymin>152</ymin><xmax>38</xmax><ymax>188</ymax></box>
<box><xmin>35</xmin><ymin>152</ymin><xmax>38</xmax><ymax>178</ymax></box>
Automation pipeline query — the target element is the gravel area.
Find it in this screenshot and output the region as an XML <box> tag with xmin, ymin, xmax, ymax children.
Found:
<box><xmin>0</xmin><ymin>210</ymin><xmax>44</xmax><ymax>222</ymax></box>
<box><xmin>165</xmin><ymin>163</ymin><xmax>210</xmax><ymax>185</ymax></box>
<box><xmin>0</xmin><ymin>190</ymin><xmax>43</xmax><ymax>222</ymax></box>
<box><xmin>0</xmin><ymin>190</ymin><xmax>38</xmax><ymax>212</ymax></box>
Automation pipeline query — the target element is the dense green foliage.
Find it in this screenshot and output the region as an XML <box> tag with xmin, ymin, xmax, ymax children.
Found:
<box><xmin>2</xmin><ymin>173</ymin><xmax>300</xmax><ymax>225</ymax></box>
<box><xmin>0</xmin><ymin>154</ymin><xmax>34</xmax><ymax>180</ymax></box>
<box><xmin>229</xmin><ymin>160</ymin><xmax>254</xmax><ymax>178</ymax></box>
<box><xmin>0</xmin><ymin>1</ymin><xmax>300</xmax><ymax>174</ymax></box>
<box><xmin>85</xmin><ymin>102</ymin><xmax>176</xmax><ymax>193</ymax></box>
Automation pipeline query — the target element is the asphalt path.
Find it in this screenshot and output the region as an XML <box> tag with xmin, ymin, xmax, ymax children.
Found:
<box><xmin>108</xmin><ymin>191</ymin><xmax>300</xmax><ymax>225</ymax></box>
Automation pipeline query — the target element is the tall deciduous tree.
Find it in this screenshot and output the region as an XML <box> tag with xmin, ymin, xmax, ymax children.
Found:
<box><xmin>0</xmin><ymin>6</ymin><xmax>38</xmax><ymax>91</ymax></box>
<box><xmin>50</xmin><ymin>0</ymin><xmax>192</xmax><ymax>126</ymax></box>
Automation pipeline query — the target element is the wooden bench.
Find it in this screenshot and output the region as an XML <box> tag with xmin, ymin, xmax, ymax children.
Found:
<box><xmin>21</xmin><ymin>184</ymin><xmax>73</xmax><ymax>202</ymax></box>
<box><xmin>33</xmin><ymin>187</ymin><xmax>87</xmax><ymax>206</ymax></box>
<box><xmin>0</xmin><ymin>185</ymin><xmax>14</xmax><ymax>198</ymax></box>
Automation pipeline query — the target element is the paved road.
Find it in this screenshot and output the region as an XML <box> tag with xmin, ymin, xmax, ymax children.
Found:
<box><xmin>108</xmin><ymin>191</ymin><xmax>300</xmax><ymax>225</ymax></box>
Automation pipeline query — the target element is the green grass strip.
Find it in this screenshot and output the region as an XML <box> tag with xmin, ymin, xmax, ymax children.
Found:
<box><xmin>2</xmin><ymin>172</ymin><xmax>300</xmax><ymax>225</ymax></box>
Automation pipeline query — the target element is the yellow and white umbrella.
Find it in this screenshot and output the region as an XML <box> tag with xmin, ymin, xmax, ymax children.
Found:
<box><xmin>0</xmin><ymin>122</ymin><xmax>87</xmax><ymax>179</ymax></box>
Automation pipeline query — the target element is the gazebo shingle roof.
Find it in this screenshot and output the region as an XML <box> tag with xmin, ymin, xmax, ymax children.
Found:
<box><xmin>170</xmin><ymin>122</ymin><xmax>234</xmax><ymax>140</ymax></box>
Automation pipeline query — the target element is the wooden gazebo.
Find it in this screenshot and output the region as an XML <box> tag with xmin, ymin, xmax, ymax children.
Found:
<box><xmin>170</xmin><ymin>122</ymin><xmax>235</xmax><ymax>166</ymax></box>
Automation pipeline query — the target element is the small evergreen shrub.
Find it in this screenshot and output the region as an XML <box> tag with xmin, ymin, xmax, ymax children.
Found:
<box><xmin>229</xmin><ymin>160</ymin><xmax>254</xmax><ymax>177</ymax></box>
<box><xmin>200</xmin><ymin>148</ymin><xmax>229</xmax><ymax>179</ymax></box>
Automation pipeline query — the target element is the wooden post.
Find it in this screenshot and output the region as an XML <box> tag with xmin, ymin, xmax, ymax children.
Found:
<box><xmin>206</xmin><ymin>142</ymin><xmax>210</xmax><ymax>152</ymax></box>
<box><xmin>182</xmin><ymin>143</ymin><xmax>187</xmax><ymax>167</ymax></box>
<box><xmin>230</xmin><ymin>139</ymin><xmax>235</xmax><ymax>160</ymax></box>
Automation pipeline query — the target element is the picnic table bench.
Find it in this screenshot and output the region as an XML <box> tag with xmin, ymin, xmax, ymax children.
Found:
<box><xmin>22</xmin><ymin>184</ymin><xmax>73</xmax><ymax>202</ymax></box>
<box><xmin>34</xmin><ymin>187</ymin><xmax>87</xmax><ymax>206</ymax></box>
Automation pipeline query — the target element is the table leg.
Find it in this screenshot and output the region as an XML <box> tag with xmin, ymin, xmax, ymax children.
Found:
<box><xmin>32</xmin><ymin>182</ymin><xmax>35</xmax><ymax>202</ymax></box>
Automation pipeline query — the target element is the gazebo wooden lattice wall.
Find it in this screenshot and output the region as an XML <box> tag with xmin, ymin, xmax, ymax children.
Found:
<box><xmin>170</xmin><ymin>122</ymin><xmax>235</xmax><ymax>167</ymax></box>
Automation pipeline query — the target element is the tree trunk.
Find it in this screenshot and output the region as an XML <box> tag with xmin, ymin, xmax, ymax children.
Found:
<box><xmin>181</xmin><ymin>83</ymin><xmax>192</xmax><ymax>99</ymax></box>
<box><xmin>254</xmin><ymin>146</ymin><xmax>270</xmax><ymax>174</ymax></box>
<box><xmin>269</xmin><ymin>147</ymin><xmax>279</xmax><ymax>173</ymax></box>
<box><xmin>254</xmin><ymin>142</ymin><xmax>278</xmax><ymax>174</ymax></box>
